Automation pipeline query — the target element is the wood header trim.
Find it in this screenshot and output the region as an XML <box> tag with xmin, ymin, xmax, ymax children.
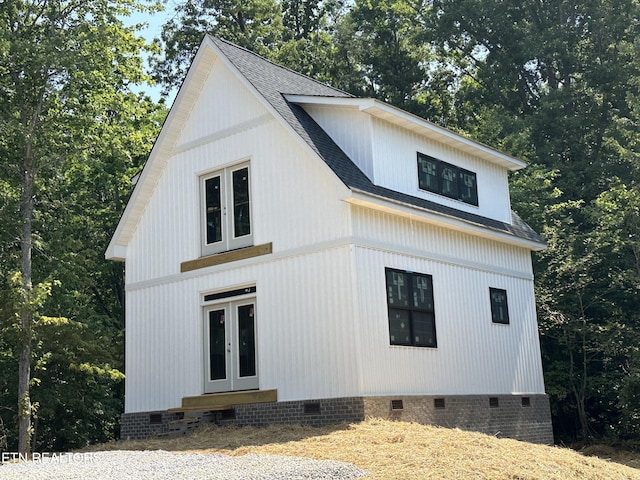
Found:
<box><xmin>181</xmin><ymin>242</ymin><xmax>273</xmax><ymax>272</ymax></box>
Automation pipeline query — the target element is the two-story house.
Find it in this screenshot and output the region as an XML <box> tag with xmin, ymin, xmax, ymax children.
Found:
<box><xmin>106</xmin><ymin>36</ymin><xmax>553</xmax><ymax>443</ymax></box>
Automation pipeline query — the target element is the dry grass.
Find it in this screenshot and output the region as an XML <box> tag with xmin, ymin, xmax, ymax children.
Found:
<box><xmin>91</xmin><ymin>419</ymin><xmax>640</xmax><ymax>479</ymax></box>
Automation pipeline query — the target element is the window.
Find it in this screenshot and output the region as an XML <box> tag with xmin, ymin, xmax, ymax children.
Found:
<box><xmin>490</xmin><ymin>288</ymin><xmax>509</xmax><ymax>324</ymax></box>
<box><xmin>201</xmin><ymin>163</ymin><xmax>252</xmax><ymax>255</ymax></box>
<box><xmin>417</xmin><ymin>153</ymin><xmax>478</xmax><ymax>206</ymax></box>
<box><xmin>385</xmin><ymin>268</ymin><xmax>437</xmax><ymax>347</ymax></box>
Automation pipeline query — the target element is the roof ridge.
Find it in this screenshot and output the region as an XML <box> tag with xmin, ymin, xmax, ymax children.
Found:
<box><xmin>208</xmin><ymin>35</ymin><xmax>353</xmax><ymax>98</ymax></box>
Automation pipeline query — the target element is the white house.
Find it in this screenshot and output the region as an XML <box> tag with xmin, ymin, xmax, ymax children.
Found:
<box><xmin>107</xmin><ymin>36</ymin><xmax>553</xmax><ymax>443</ymax></box>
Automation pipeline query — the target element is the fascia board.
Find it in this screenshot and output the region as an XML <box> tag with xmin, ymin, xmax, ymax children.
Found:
<box><xmin>105</xmin><ymin>36</ymin><xmax>220</xmax><ymax>260</ymax></box>
<box><xmin>285</xmin><ymin>95</ymin><xmax>527</xmax><ymax>171</ymax></box>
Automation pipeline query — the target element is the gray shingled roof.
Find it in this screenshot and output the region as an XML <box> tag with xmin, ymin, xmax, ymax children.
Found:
<box><xmin>211</xmin><ymin>36</ymin><xmax>545</xmax><ymax>246</ymax></box>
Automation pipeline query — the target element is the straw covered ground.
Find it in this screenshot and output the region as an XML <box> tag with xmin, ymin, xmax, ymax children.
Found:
<box><xmin>93</xmin><ymin>419</ymin><xmax>640</xmax><ymax>479</ymax></box>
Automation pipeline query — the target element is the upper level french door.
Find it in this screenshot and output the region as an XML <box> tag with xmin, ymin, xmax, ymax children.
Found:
<box><xmin>203</xmin><ymin>299</ymin><xmax>258</xmax><ymax>393</ymax></box>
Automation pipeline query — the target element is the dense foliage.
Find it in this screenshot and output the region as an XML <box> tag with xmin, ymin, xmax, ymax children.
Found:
<box><xmin>0</xmin><ymin>0</ymin><xmax>638</xmax><ymax>449</ymax></box>
<box><xmin>0</xmin><ymin>0</ymin><xmax>165</xmax><ymax>451</ymax></box>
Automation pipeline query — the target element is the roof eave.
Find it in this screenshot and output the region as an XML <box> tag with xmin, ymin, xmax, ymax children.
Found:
<box><xmin>105</xmin><ymin>36</ymin><xmax>220</xmax><ymax>260</ymax></box>
<box><xmin>285</xmin><ymin>95</ymin><xmax>526</xmax><ymax>171</ymax></box>
<box><xmin>344</xmin><ymin>189</ymin><xmax>547</xmax><ymax>251</ymax></box>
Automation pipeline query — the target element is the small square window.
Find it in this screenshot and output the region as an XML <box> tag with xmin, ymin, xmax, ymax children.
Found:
<box><xmin>490</xmin><ymin>288</ymin><xmax>510</xmax><ymax>324</ymax></box>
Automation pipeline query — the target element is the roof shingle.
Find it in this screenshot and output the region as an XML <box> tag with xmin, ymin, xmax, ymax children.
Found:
<box><xmin>210</xmin><ymin>36</ymin><xmax>545</xmax><ymax>247</ymax></box>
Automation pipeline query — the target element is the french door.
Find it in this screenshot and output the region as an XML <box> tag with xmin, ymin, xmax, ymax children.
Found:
<box><xmin>204</xmin><ymin>299</ymin><xmax>258</xmax><ymax>393</ymax></box>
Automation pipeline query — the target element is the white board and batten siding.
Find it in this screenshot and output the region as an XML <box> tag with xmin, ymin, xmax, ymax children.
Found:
<box><xmin>124</xmin><ymin>245</ymin><xmax>362</xmax><ymax>413</ymax></box>
<box><xmin>303</xmin><ymin>104</ymin><xmax>512</xmax><ymax>224</ymax></box>
<box><xmin>120</xmin><ymin>43</ymin><xmax>545</xmax><ymax>414</ymax></box>
<box><xmin>123</xmin><ymin>55</ymin><xmax>361</xmax><ymax>412</ymax></box>
<box><xmin>350</xmin><ymin>206</ymin><xmax>545</xmax><ymax>396</ymax></box>
<box><xmin>303</xmin><ymin>105</ymin><xmax>375</xmax><ymax>180</ymax></box>
<box><xmin>124</xmin><ymin>58</ymin><xmax>352</xmax><ymax>287</ymax></box>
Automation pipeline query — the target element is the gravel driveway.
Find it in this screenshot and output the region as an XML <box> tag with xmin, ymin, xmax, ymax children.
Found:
<box><xmin>0</xmin><ymin>450</ymin><xmax>368</xmax><ymax>479</ymax></box>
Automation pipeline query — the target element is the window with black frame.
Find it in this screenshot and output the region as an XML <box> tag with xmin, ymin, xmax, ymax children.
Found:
<box><xmin>490</xmin><ymin>288</ymin><xmax>510</xmax><ymax>324</ymax></box>
<box><xmin>385</xmin><ymin>268</ymin><xmax>437</xmax><ymax>347</ymax></box>
<box><xmin>417</xmin><ymin>152</ymin><xmax>478</xmax><ymax>206</ymax></box>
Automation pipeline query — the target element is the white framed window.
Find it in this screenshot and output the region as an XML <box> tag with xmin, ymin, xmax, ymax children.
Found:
<box><xmin>201</xmin><ymin>162</ymin><xmax>252</xmax><ymax>256</ymax></box>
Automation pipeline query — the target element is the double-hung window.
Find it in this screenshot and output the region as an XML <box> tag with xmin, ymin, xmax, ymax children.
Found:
<box><xmin>201</xmin><ymin>163</ymin><xmax>252</xmax><ymax>255</ymax></box>
<box><xmin>385</xmin><ymin>268</ymin><xmax>437</xmax><ymax>347</ymax></box>
<box><xmin>417</xmin><ymin>152</ymin><xmax>478</xmax><ymax>206</ymax></box>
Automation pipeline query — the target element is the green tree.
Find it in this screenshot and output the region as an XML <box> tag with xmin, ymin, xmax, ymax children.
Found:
<box><xmin>0</xmin><ymin>0</ymin><xmax>160</xmax><ymax>453</ymax></box>
<box><xmin>428</xmin><ymin>0</ymin><xmax>640</xmax><ymax>200</ymax></box>
<box><xmin>426</xmin><ymin>0</ymin><xmax>640</xmax><ymax>442</ymax></box>
<box><xmin>331</xmin><ymin>0</ymin><xmax>425</xmax><ymax>109</ymax></box>
<box><xmin>153</xmin><ymin>0</ymin><xmax>284</xmax><ymax>92</ymax></box>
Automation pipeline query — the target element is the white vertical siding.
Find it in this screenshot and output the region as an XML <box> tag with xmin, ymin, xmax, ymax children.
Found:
<box><xmin>124</xmin><ymin>245</ymin><xmax>363</xmax><ymax>413</ymax></box>
<box><xmin>176</xmin><ymin>58</ymin><xmax>270</xmax><ymax>147</ymax></box>
<box><xmin>126</xmin><ymin>116</ymin><xmax>352</xmax><ymax>285</ymax></box>
<box><xmin>351</xmin><ymin>246</ymin><xmax>545</xmax><ymax>396</ymax></box>
<box><xmin>125</xmin><ymin>281</ymin><xmax>202</xmax><ymax>412</ymax></box>
<box><xmin>370</xmin><ymin>118</ymin><xmax>512</xmax><ymax>223</ymax></box>
<box><xmin>301</xmin><ymin>105</ymin><xmax>513</xmax><ymax>224</ymax></box>
<box><xmin>121</xmin><ymin>53</ymin><xmax>545</xmax><ymax>414</ymax></box>
<box><xmin>352</xmin><ymin>206</ymin><xmax>533</xmax><ymax>276</ymax></box>
<box><xmin>303</xmin><ymin>105</ymin><xmax>375</xmax><ymax>180</ymax></box>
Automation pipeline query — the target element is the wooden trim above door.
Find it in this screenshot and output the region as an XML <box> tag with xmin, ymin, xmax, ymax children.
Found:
<box><xmin>181</xmin><ymin>242</ymin><xmax>272</xmax><ymax>272</ymax></box>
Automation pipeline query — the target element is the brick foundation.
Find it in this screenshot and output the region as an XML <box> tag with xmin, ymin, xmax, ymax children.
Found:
<box><xmin>362</xmin><ymin>394</ymin><xmax>553</xmax><ymax>444</ymax></box>
<box><xmin>120</xmin><ymin>410</ymin><xmax>185</xmax><ymax>440</ymax></box>
<box><xmin>230</xmin><ymin>396</ymin><xmax>364</xmax><ymax>427</ymax></box>
<box><xmin>121</xmin><ymin>394</ymin><xmax>553</xmax><ymax>444</ymax></box>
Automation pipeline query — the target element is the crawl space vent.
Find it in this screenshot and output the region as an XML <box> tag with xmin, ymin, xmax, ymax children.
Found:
<box><xmin>434</xmin><ymin>398</ymin><xmax>446</xmax><ymax>409</ymax></box>
<box><xmin>304</xmin><ymin>402</ymin><xmax>321</xmax><ymax>415</ymax></box>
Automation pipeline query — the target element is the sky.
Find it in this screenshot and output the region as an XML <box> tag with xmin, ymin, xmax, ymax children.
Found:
<box><xmin>121</xmin><ymin>1</ymin><xmax>180</xmax><ymax>102</ymax></box>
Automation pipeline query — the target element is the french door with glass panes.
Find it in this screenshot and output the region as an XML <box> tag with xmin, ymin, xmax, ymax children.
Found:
<box><xmin>204</xmin><ymin>299</ymin><xmax>258</xmax><ymax>393</ymax></box>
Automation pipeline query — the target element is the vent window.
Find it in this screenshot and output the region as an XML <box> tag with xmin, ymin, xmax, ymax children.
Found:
<box><xmin>304</xmin><ymin>402</ymin><xmax>321</xmax><ymax>415</ymax></box>
<box><xmin>149</xmin><ymin>413</ymin><xmax>162</xmax><ymax>425</ymax></box>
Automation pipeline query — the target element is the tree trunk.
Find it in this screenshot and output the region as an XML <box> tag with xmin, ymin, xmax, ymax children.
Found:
<box><xmin>17</xmin><ymin>116</ymin><xmax>36</xmax><ymax>456</ymax></box>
